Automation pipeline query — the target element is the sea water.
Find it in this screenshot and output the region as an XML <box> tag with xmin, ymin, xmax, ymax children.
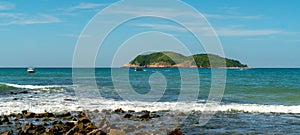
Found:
<box><xmin>0</xmin><ymin>68</ymin><xmax>300</xmax><ymax>134</ymax></box>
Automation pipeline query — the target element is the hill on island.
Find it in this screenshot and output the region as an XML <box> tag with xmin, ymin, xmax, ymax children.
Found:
<box><xmin>124</xmin><ymin>51</ymin><xmax>247</xmax><ymax>68</ymax></box>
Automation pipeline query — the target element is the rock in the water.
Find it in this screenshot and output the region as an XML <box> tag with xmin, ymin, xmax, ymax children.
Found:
<box><xmin>127</xmin><ymin>110</ymin><xmax>135</xmax><ymax>113</ymax></box>
<box><xmin>150</xmin><ymin>113</ymin><xmax>161</xmax><ymax>118</ymax></box>
<box><xmin>168</xmin><ymin>128</ymin><xmax>183</xmax><ymax>135</ymax></box>
<box><xmin>140</xmin><ymin>113</ymin><xmax>150</xmax><ymax>119</ymax></box>
<box><xmin>1</xmin><ymin>115</ymin><xmax>9</xmax><ymax>123</ymax></box>
<box><xmin>123</xmin><ymin>114</ymin><xmax>132</xmax><ymax>118</ymax></box>
<box><xmin>25</xmin><ymin>112</ymin><xmax>36</xmax><ymax>118</ymax></box>
<box><xmin>10</xmin><ymin>92</ymin><xmax>17</xmax><ymax>95</ymax></box>
<box><xmin>16</xmin><ymin>113</ymin><xmax>23</xmax><ymax>118</ymax></box>
<box><xmin>1</xmin><ymin>130</ymin><xmax>13</xmax><ymax>135</ymax></box>
<box><xmin>109</xmin><ymin>129</ymin><xmax>125</xmax><ymax>135</ymax></box>
<box><xmin>55</xmin><ymin>112</ymin><xmax>71</xmax><ymax>118</ymax></box>
<box><xmin>114</xmin><ymin>108</ymin><xmax>125</xmax><ymax>113</ymax></box>
<box><xmin>64</xmin><ymin>98</ymin><xmax>75</xmax><ymax>101</ymax></box>
<box><xmin>19</xmin><ymin>91</ymin><xmax>29</xmax><ymax>94</ymax></box>
<box><xmin>141</xmin><ymin>110</ymin><xmax>150</xmax><ymax>113</ymax></box>
<box><xmin>21</xmin><ymin>110</ymin><xmax>27</xmax><ymax>115</ymax></box>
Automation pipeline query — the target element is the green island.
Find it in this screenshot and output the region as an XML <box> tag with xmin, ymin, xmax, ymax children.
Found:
<box><xmin>124</xmin><ymin>51</ymin><xmax>247</xmax><ymax>68</ymax></box>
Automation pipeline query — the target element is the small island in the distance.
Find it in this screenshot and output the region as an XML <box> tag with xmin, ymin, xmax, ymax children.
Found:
<box><xmin>123</xmin><ymin>51</ymin><xmax>247</xmax><ymax>68</ymax></box>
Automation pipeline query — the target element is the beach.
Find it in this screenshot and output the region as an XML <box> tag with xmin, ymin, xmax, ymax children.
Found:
<box><xmin>1</xmin><ymin>68</ymin><xmax>300</xmax><ymax>134</ymax></box>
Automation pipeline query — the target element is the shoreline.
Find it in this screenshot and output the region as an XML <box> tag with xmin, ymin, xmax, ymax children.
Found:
<box><xmin>1</xmin><ymin>108</ymin><xmax>299</xmax><ymax>134</ymax></box>
<box><xmin>0</xmin><ymin>109</ymin><xmax>183</xmax><ymax>135</ymax></box>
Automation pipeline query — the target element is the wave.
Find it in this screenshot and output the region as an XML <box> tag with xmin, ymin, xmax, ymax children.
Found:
<box><xmin>75</xmin><ymin>98</ymin><xmax>300</xmax><ymax>114</ymax></box>
<box><xmin>0</xmin><ymin>94</ymin><xmax>299</xmax><ymax>115</ymax></box>
<box><xmin>0</xmin><ymin>82</ymin><xmax>70</xmax><ymax>92</ymax></box>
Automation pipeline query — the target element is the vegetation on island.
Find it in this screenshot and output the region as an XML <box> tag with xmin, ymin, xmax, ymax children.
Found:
<box><xmin>126</xmin><ymin>51</ymin><xmax>247</xmax><ymax>68</ymax></box>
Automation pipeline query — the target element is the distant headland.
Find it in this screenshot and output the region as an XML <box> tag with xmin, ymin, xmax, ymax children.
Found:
<box><xmin>123</xmin><ymin>51</ymin><xmax>247</xmax><ymax>68</ymax></box>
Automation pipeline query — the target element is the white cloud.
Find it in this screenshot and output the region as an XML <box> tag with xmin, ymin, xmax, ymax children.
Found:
<box><xmin>136</xmin><ymin>23</ymin><xmax>186</xmax><ymax>32</ymax></box>
<box><xmin>57</xmin><ymin>34</ymin><xmax>92</xmax><ymax>38</ymax></box>
<box><xmin>103</xmin><ymin>6</ymin><xmax>202</xmax><ymax>18</ymax></box>
<box><xmin>96</xmin><ymin>5</ymin><xmax>291</xmax><ymax>37</ymax></box>
<box><xmin>0</xmin><ymin>13</ymin><xmax>61</xmax><ymax>25</ymax></box>
<box><xmin>65</xmin><ymin>2</ymin><xmax>107</xmax><ymax>11</ymax></box>
<box><xmin>0</xmin><ymin>13</ymin><xmax>22</xmax><ymax>18</ymax></box>
<box><xmin>0</xmin><ymin>2</ymin><xmax>15</xmax><ymax>10</ymax></box>
<box><xmin>215</xmin><ymin>28</ymin><xmax>281</xmax><ymax>37</ymax></box>
<box><xmin>135</xmin><ymin>22</ymin><xmax>283</xmax><ymax>37</ymax></box>
<box><xmin>203</xmin><ymin>14</ymin><xmax>263</xmax><ymax>20</ymax></box>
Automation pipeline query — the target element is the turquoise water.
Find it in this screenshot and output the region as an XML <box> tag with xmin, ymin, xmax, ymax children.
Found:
<box><xmin>1</xmin><ymin>68</ymin><xmax>300</xmax><ymax>133</ymax></box>
<box><xmin>1</xmin><ymin>68</ymin><xmax>299</xmax><ymax>105</ymax></box>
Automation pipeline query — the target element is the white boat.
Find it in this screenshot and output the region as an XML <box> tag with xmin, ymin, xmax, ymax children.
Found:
<box><xmin>240</xmin><ymin>67</ymin><xmax>248</xmax><ymax>70</ymax></box>
<box><xmin>27</xmin><ymin>68</ymin><xmax>35</xmax><ymax>73</ymax></box>
<box><xmin>134</xmin><ymin>67</ymin><xmax>146</xmax><ymax>72</ymax></box>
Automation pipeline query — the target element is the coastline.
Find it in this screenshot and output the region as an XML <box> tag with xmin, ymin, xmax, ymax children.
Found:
<box><xmin>0</xmin><ymin>109</ymin><xmax>183</xmax><ymax>135</ymax></box>
<box><xmin>1</xmin><ymin>107</ymin><xmax>299</xmax><ymax>134</ymax></box>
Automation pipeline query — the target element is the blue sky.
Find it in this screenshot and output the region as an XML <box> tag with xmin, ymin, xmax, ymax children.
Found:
<box><xmin>0</xmin><ymin>0</ymin><xmax>299</xmax><ymax>67</ymax></box>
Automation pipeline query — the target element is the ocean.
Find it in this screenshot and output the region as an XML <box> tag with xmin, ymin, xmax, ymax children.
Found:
<box><xmin>0</xmin><ymin>68</ymin><xmax>300</xmax><ymax>134</ymax></box>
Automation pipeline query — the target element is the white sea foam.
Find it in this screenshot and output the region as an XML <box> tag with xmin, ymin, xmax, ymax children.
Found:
<box><xmin>4</xmin><ymin>83</ymin><xmax>60</xmax><ymax>89</ymax></box>
<box><xmin>1</xmin><ymin>94</ymin><xmax>300</xmax><ymax>115</ymax></box>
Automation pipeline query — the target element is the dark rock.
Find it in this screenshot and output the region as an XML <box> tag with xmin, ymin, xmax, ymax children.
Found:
<box><xmin>1</xmin><ymin>115</ymin><xmax>9</xmax><ymax>123</ymax></box>
<box><xmin>34</xmin><ymin>125</ymin><xmax>46</xmax><ymax>134</ymax></box>
<box><xmin>77</xmin><ymin>112</ymin><xmax>86</xmax><ymax>118</ymax></box>
<box><xmin>64</xmin><ymin>126</ymin><xmax>77</xmax><ymax>135</ymax></box>
<box><xmin>204</xmin><ymin>125</ymin><xmax>216</xmax><ymax>129</ymax></box>
<box><xmin>87</xmin><ymin>129</ymin><xmax>107</xmax><ymax>135</ymax></box>
<box><xmin>34</xmin><ymin>113</ymin><xmax>45</xmax><ymax>118</ymax></box>
<box><xmin>168</xmin><ymin>128</ymin><xmax>183</xmax><ymax>135</ymax></box>
<box><xmin>12</xmin><ymin>98</ymin><xmax>19</xmax><ymax>100</ymax></box>
<box><xmin>16</xmin><ymin>113</ymin><xmax>23</xmax><ymax>118</ymax></box>
<box><xmin>53</xmin><ymin>123</ymin><xmax>64</xmax><ymax>132</ymax></box>
<box><xmin>5</xmin><ymin>121</ymin><xmax>13</xmax><ymax>125</ymax></box>
<box><xmin>140</xmin><ymin>113</ymin><xmax>150</xmax><ymax>119</ymax></box>
<box><xmin>72</xmin><ymin>117</ymin><xmax>78</xmax><ymax>121</ymax></box>
<box><xmin>43</xmin><ymin>117</ymin><xmax>49</xmax><ymax>121</ymax></box>
<box><xmin>8</xmin><ymin>113</ymin><xmax>16</xmax><ymax>117</ymax></box>
<box><xmin>141</xmin><ymin>110</ymin><xmax>150</xmax><ymax>114</ymax></box>
<box><xmin>62</xmin><ymin>116</ymin><xmax>73</xmax><ymax>120</ymax></box>
<box><xmin>10</xmin><ymin>92</ymin><xmax>17</xmax><ymax>95</ymax></box>
<box><xmin>150</xmin><ymin>113</ymin><xmax>161</xmax><ymax>118</ymax></box>
<box><xmin>52</xmin><ymin>121</ymin><xmax>58</xmax><ymax>125</ymax></box>
<box><xmin>79</xmin><ymin>117</ymin><xmax>91</xmax><ymax>124</ymax></box>
<box><xmin>64</xmin><ymin>98</ymin><xmax>75</xmax><ymax>101</ymax></box>
<box><xmin>124</xmin><ymin>114</ymin><xmax>132</xmax><ymax>118</ymax></box>
<box><xmin>18</xmin><ymin>123</ymin><xmax>35</xmax><ymax>134</ymax></box>
<box><xmin>25</xmin><ymin>112</ymin><xmax>36</xmax><ymax>118</ymax></box>
<box><xmin>114</xmin><ymin>108</ymin><xmax>125</xmax><ymax>113</ymax></box>
<box><xmin>1</xmin><ymin>130</ymin><xmax>13</xmax><ymax>135</ymax></box>
<box><xmin>15</xmin><ymin>121</ymin><xmax>21</xmax><ymax>125</ymax></box>
<box><xmin>55</xmin><ymin>112</ymin><xmax>71</xmax><ymax>118</ymax></box>
<box><xmin>127</xmin><ymin>110</ymin><xmax>135</xmax><ymax>113</ymax></box>
<box><xmin>130</xmin><ymin>115</ymin><xmax>139</xmax><ymax>119</ymax></box>
<box><xmin>44</xmin><ymin>112</ymin><xmax>54</xmax><ymax>117</ymax></box>
<box><xmin>21</xmin><ymin>110</ymin><xmax>27</xmax><ymax>115</ymax></box>
<box><xmin>64</xmin><ymin>121</ymin><xmax>75</xmax><ymax>130</ymax></box>
<box><xmin>19</xmin><ymin>91</ymin><xmax>29</xmax><ymax>94</ymax></box>
<box><xmin>41</xmin><ymin>122</ymin><xmax>48</xmax><ymax>126</ymax></box>
<box><xmin>65</xmin><ymin>122</ymin><xmax>85</xmax><ymax>135</ymax></box>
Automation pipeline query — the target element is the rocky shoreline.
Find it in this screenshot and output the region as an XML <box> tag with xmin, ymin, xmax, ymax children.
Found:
<box><xmin>0</xmin><ymin>108</ymin><xmax>183</xmax><ymax>135</ymax></box>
